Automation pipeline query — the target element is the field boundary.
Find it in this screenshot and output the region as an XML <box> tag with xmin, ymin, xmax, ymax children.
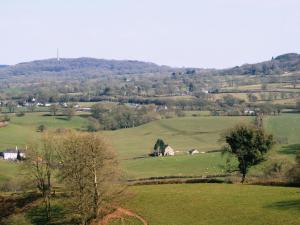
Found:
<box><xmin>127</xmin><ymin>174</ymin><xmax>230</xmax><ymax>185</ymax></box>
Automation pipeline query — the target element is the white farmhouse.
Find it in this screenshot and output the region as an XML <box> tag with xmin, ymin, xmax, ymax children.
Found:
<box><xmin>187</xmin><ymin>149</ymin><xmax>200</xmax><ymax>155</ymax></box>
<box><xmin>163</xmin><ymin>146</ymin><xmax>175</xmax><ymax>156</ymax></box>
<box><xmin>151</xmin><ymin>145</ymin><xmax>175</xmax><ymax>156</ymax></box>
<box><xmin>0</xmin><ymin>147</ymin><xmax>25</xmax><ymax>160</ymax></box>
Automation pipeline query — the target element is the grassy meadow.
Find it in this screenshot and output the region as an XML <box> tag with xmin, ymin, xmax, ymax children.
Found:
<box><xmin>123</xmin><ymin>184</ymin><xmax>300</xmax><ymax>225</ymax></box>
<box><xmin>106</xmin><ymin>116</ymin><xmax>252</xmax><ymax>159</ymax></box>
<box><xmin>0</xmin><ymin>112</ymin><xmax>300</xmax><ymax>225</ymax></box>
<box><xmin>0</xmin><ymin>112</ymin><xmax>88</xmax><ymax>149</ymax></box>
<box><xmin>0</xmin><ymin>112</ymin><xmax>300</xmax><ymax>180</ymax></box>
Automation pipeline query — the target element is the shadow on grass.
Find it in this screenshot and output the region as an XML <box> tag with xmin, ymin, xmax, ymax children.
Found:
<box><xmin>27</xmin><ymin>204</ymin><xmax>74</xmax><ymax>225</ymax></box>
<box><xmin>266</xmin><ymin>199</ymin><xmax>300</xmax><ymax>211</ymax></box>
<box><xmin>78</xmin><ymin>114</ymin><xmax>91</xmax><ymax>118</ymax></box>
<box><xmin>55</xmin><ymin>117</ymin><xmax>70</xmax><ymax>121</ymax></box>
<box><xmin>278</xmin><ymin>144</ymin><xmax>300</xmax><ymax>155</ymax></box>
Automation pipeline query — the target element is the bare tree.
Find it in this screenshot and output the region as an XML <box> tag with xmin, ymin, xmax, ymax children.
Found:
<box><xmin>26</xmin><ymin>133</ymin><xmax>59</xmax><ymax>222</ymax></box>
<box><xmin>49</xmin><ymin>104</ymin><xmax>59</xmax><ymax>116</ymax></box>
<box><xmin>58</xmin><ymin>131</ymin><xmax>123</xmax><ymax>225</ymax></box>
<box><xmin>64</xmin><ymin>104</ymin><xmax>75</xmax><ymax>120</ymax></box>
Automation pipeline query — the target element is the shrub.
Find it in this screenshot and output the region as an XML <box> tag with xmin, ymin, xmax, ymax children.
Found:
<box><xmin>37</xmin><ymin>124</ymin><xmax>47</xmax><ymax>132</ymax></box>
<box><xmin>86</xmin><ymin>117</ymin><xmax>102</xmax><ymax>132</ymax></box>
<box><xmin>175</xmin><ymin>109</ymin><xmax>185</xmax><ymax>117</ymax></box>
<box><xmin>2</xmin><ymin>214</ymin><xmax>33</xmax><ymax>225</ymax></box>
<box><xmin>16</xmin><ymin>112</ymin><xmax>25</xmax><ymax>117</ymax></box>
<box><xmin>287</xmin><ymin>153</ymin><xmax>300</xmax><ymax>184</ymax></box>
<box><xmin>262</xmin><ymin>158</ymin><xmax>292</xmax><ymax>179</ymax></box>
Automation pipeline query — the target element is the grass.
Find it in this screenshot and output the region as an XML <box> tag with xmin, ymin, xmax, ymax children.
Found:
<box><xmin>0</xmin><ymin>112</ymin><xmax>88</xmax><ymax>150</ymax></box>
<box><xmin>122</xmin><ymin>153</ymin><xmax>228</xmax><ymax>179</ymax></box>
<box><xmin>1</xmin><ymin>113</ymin><xmax>300</xmax><ymax>180</ymax></box>
<box><xmin>0</xmin><ymin>160</ymin><xmax>20</xmax><ymax>182</ymax></box>
<box><xmin>106</xmin><ymin>116</ymin><xmax>251</xmax><ymax>159</ymax></box>
<box><xmin>123</xmin><ymin>184</ymin><xmax>300</xmax><ymax>225</ymax></box>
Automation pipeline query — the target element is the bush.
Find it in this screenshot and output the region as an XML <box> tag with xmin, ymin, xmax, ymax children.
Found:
<box><xmin>0</xmin><ymin>115</ymin><xmax>10</xmax><ymax>122</ymax></box>
<box><xmin>287</xmin><ymin>153</ymin><xmax>300</xmax><ymax>184</ymax></box>
<box><xmin>2</xmin><ymin>214</ymin><xmax>33</xmax><ymax>225</ymax></box>
<box><xmin>0</xmin><ymin>177</ymin><xmax>34</xmax><ymax>192</ymax></box>
<box><xmin>36</xmin><ymin>124</ymin><xmax>47</xmax><ymax>132</ymax></box>
<box><xmin>86</xmin><ymin>117</ymin><xmax>102</xmax><ymax>132</ymax></box>
<box><xmin>262</xmin><ymin>158</ymin><xmax>292</xmax><ymax>179</ymax></box>
<box><xmin>175</xmin><ymin>109</ymin><xmax>185</xmax><ymax>117</ymax></box>
<box><xmin>16</xmin><ymin>112</ymin><xmax>25</xmax><ymax>117</ymax></box>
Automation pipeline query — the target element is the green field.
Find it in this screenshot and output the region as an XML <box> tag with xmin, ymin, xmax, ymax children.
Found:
<box><xmin>0</xmin><ymin>113</ymin><xmax>88</xmax><ymax>181</ymax></box>
<box><xmin>106</xmin><ymin>116</ymin><xmax>251</xmax><ymax>159</ymax></box>
<box><xmin>107</xmin><ymin>114</ymin><xmax>300</xmax><ymax>178</ymax></box>
<box><xmin>0</xmin><ymin>112</ymin><xmax>88</xmax><ymax>149</ymax></box>
<box><xmin>122</xmin><ymin>184</ymin><xmax>300</xmax><ymax>225</ymax></box>
<box><xmin>1</xmin><ymin>113</ymin><xmax>300</xmax><ymax>180</ymax></box>
<box><xmin>0</xmin><ymin>161</ymin><xmax>19</xmax><ymax>182</ymax></box>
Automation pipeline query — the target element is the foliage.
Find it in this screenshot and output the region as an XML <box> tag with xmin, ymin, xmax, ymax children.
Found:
<box><xmin>152</xmin><ymin>139</ymin><xmax>167</xmax><ymax>156</ymax></box>
<box><xmin>16</xmin><ymin>111</ymin><xmax>25</xmax><ymax>117</ymax></box>
<box><xmin>1</xmin><ymin>214</ymin><xmax>33</xmax><ymax>225</ymax></box>
<box><xmin>86</xmin><ymin>117</ymin><xmax>102</xmax><ymax>132</ymax></box>
<box><xmin>91</xmin><ymin>104</ymin><xmax>160</xmax><ymax>130</ymax></box>
<box><xmin>49</xmin><ymin>104</ymin><xmax>59</xmax><ymax>116</ymax></box>
<box><xmin>222</xmin><ymin>124</ymin><xmax>274</xmax><ymax>183</ymax></box>
<box><xmin>287</xmin><ymin>152</ymin><xmax>300</xmax><ymax>184</ymax></box>
<box><xmin>63</xmin><ymin>104</ymin><xmax>75</xmax><ymax>120</ymax></box>
<box><xmin>36</xmin><ymin>124</ymin><xmax>47</xmax><ymax>132</ymax></box>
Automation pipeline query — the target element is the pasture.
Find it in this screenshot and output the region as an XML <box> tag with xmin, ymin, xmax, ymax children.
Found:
<box><xmin>0</xmin><ymin>112</ymin><xmax>88</xmax><ymax>150</ymax></box>
<box><xmin>121</xmin><ymin>184</ymin><xmax>300</xmax><ymax>225</ymax></box>
<box><xmin>106</xmin><ymin>116</ymin><xmax>252</xmax><ymax>159</ymax></box>
<box><xmin>0</xmin><ymin>112</ymin><xmax>300</xmax><ymax>180</ymax></box>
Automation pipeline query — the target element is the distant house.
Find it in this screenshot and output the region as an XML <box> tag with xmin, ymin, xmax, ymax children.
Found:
<box><xmin>187</xmin><ymin>149</ymin><xmax>200</xmax><ymax>155</ymax></box>
<box><xmin>0</xmin><ymin>147</ymin><xmax>25</xmax><ymax>160</ymax></box>
<box><xmin>163</xmin><ymin>146</ymin><xmax>175</xmax><ymax>156</ymax></box>
<box><xmin>244</xmin><ymin>109</ymin><xmax>256</xmax><ymax>115</ymax></box>
<box><xmin>150</xmin><ymin>145</ymin><xmax>175</xmax><ymax>156</ymax></box>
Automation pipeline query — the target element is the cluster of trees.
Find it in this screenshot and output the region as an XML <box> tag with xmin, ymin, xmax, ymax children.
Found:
<box><xmin>25</xmin><ymin>131</ymin><xmax>123</xmax><ymax>225</ymax></box>
<box><xmin>90</xmin><ymin>104</ymin><xmax>160</xmax><ymax>130</ymax></box>
<box><xmin>220</xmin><ymin>53</ymin><xmax>300</xmax><ymax>75</ymax></box>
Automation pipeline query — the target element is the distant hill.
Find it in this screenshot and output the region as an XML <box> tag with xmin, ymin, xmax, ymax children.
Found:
<box><xmin>0</xmin><ymin>53</ymin><xmax>299</xmax><ymax>80</ymax></box>
<box><xmin>219</xmin><ymin>53</ymin><xmax>300</xmax><ymax>75</ymax></box>
<box><xmin>0</xmin><ymin>65</ymin><xmax>8</xmax><ymax>68</ymax></box>
<box><xmin>0</xmin><ymin>58</ymin><xmax>171</xmax><ymax>79</ymax></box>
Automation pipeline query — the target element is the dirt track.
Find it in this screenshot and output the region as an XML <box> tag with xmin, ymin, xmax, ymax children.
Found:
<box><xmin>99</xmin><ymin>207</ymin><xmax>148</xmax><ymax>225</ymax></box>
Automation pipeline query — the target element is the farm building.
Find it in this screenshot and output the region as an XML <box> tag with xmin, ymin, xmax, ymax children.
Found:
<box><xmin>187</xmin><ymin>149</ymin><xmax>200</xmax><ymax>155</ymax></box>
<box><xmin>163</xmin><ymin>146</ymin><xmax>175</xmax><ymax>156</ymax></box>
<box><xmin>0</xmin><ymin>147</ymin><xmax>25</xmax><ymax>160</ymax></box>
<box><xmin>151</xmin><ymin>145</ymin><xmax>175</xmax><ymax>157</ymax></box>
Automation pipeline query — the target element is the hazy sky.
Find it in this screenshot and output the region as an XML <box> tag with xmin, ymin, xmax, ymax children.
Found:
<box><xmin>1</xmin><ymin>0</ymin><xmax>300</xmax><ymax>68</ymax></box>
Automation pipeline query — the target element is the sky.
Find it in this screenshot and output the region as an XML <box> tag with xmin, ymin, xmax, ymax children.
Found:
<box><xmin>0</xmin><ymin>0</ymin><xmax>300</xmax><ymax>68</ymax></box>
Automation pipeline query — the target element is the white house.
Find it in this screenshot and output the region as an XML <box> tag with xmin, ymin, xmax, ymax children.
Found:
<box><xmin>151</xmin><ymin>145</ymin><xmax>175</xmax><ymax>156</ymax></box>
<box><xmin>0</xmin><ymin>147</ymin><xmax>25</xmax><ymax>160</ymax></box>
<box><xmin>244</xmin><ymin>109</ymin><xmax>255</xmax><ymax>115</ymax></box>
<box><xmin>187</xmin><ymin>149</ymin><xmax>200</xmax><ymax>155</ymax></box>
<box><xmin>163</xmin><ymin>146</ymin><xmax>175</xmax><ymax>156</ymax></box>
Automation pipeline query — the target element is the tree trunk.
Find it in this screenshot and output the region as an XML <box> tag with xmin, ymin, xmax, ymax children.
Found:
<box><xmin>93</xmin><ymin>165</ymin><xmax>99</xmax><ymax>218</ymax></box>
<box><xmin>241</xmin><ymin>173</ymin><xmax>246</xmax><ymax>184</ymax></box>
